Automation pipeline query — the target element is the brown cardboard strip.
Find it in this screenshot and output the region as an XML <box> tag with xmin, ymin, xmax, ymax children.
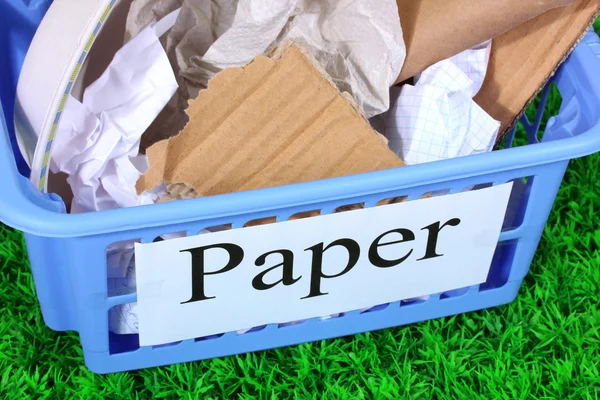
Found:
<box><xmin>395</xmin><ymin>0</ymin><xmax>580</xmax><ymax>84</ymax></box>
<box><xmin>474</xmin><ymin>0</ymin><xmax>600</xmax><ymax>142</ymax></box>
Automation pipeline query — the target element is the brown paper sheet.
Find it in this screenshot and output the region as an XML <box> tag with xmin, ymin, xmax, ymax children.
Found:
<box><xmin>475</xmin><ymin>0</ymin><xmax>600</xmax><ymax>140</ymax></box>
<box><xmin>136</xmin><ymin>43</ymin><xmax>405</xmax><ymax>199</ymax></box>
<box><xmin>395</xmin><ymin>0</ymin><xmax>578</xmax><ymax>84</ymax></box>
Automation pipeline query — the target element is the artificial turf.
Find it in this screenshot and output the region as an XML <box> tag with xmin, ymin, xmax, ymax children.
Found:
<box><xmin>0</xmin><ymin>18</ymin><xmax>599</xmax><ymax>400</ymax></box>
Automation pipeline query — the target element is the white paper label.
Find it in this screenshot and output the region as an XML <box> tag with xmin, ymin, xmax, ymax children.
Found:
<box><xmin>135</xmin><ymin>183</ymin><xmax>513</xmax><ymax>346</ymax></box>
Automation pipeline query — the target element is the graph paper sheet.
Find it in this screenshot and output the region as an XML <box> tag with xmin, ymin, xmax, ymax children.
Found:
<box><xmin>383</xmin><ymin>41</ymin><xmax>500</xmax><ymax>165</ymax></box>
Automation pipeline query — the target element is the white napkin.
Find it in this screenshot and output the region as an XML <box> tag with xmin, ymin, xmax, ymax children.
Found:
<box><xmin>383</xmin><ymin>41</ymin><xmax>500</xmax><ymax>165</ymax></box>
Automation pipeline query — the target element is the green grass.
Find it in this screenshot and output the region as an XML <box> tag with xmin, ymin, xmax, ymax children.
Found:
<box><xmin>1</xmin><ymin>20</ymin><xmax>599</xmax><ymax>400</ymax></box>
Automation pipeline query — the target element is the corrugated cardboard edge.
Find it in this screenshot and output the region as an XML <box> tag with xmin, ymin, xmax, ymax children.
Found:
<box><xmin>491</xmin><ymin>8</ymin><xmax>600</xmax><ymax>146</ymax></box>
<box><xmin>140</xmin><ymin>41</ymin><xmax>399</xmax><ymax>201</ymax></box>
<box><xmin>268</xmin><ymin>40</ymin><xmax>390</xmax><ymax>146</ymax></box>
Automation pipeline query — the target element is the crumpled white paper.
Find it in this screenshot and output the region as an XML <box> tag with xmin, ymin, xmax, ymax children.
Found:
<box><xmin>382</xmin><ymin>42</ymin><xmax>499</xmax><ymax>304</ymax></box>
<box><xmin>107</xmin><ymin>227</ymin><xmax>234</xmax><ymax>335</ymax></box>
<box><xmin>126</xmin><ymin>0</ymin><xmax>406</xmax><ymax>147</ymax></box>
<box><xmin>51</xmin><ymin>10</ymin><xmax>180</xmax><ymax>334</ymax></box>
<box><xmin>50</xmin><ymin>10</ymin><xmax>180</xmax><ymax>213</ymax></box>
<box><xmin>383</xmin><ymin>41</ymin><xmax>500</xmax><ymax>165</ymax></box>
<box><xmin>107</xmin><ymin>232</ymin><xmax>188</xmax><ymax>335</ymax></box>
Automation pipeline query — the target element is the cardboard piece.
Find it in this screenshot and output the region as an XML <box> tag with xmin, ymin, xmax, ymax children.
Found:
<box><xmin>474</xmin><ymin>0</ymin><xmax>600</xmax><ymax>140</ymax></box>
<box><xmin>395</xmin><ymin>0</ymin><xmax>598</xmax><ymax>142</ymax></box>
<box><xmin>136</xmin><ymin>42</ymin><xmax>405</xmax><ymax>198</ymax></box>
<box><xmin>395</xmin><ymin>0</ymin><xmax>579</xmax><ymax>84</ymax></box>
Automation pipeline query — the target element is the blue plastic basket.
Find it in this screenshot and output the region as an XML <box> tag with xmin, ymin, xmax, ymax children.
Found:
<box><xmin>1</xmin><ymin>2</ymin><xmax>600</xmax><ymax>374</ymax></box>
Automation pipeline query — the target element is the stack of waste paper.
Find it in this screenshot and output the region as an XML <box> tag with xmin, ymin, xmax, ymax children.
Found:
<box><xmin>15</xmin><ymin>0</ymin><xmax>598</xmax><ymax>333</ymax></box>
